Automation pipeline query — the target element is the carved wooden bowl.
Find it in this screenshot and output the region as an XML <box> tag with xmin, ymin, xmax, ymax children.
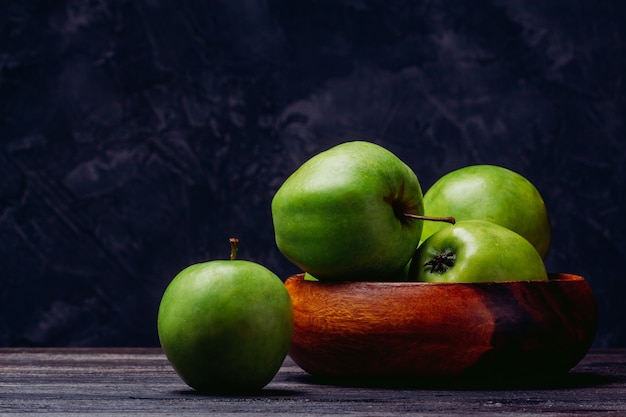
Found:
<box><xmin>285</xmin><ymin>273</ymin><xmax>598</xmax><ymax>386</ymax></box>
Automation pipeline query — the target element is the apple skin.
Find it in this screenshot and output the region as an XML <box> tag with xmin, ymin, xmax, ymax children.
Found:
<box><xmin>409</xmin><ymin>220</ymin><xmax>548</xmax><ymax>283</ymax></box>
<box><xmin>157</xmin><ymin>260</ymin><xmax>294</xmax><ymax>393</ymax></box>
<box><xmin>420</xmin><ymin>165</ymin><xmax>551</xmax><ymax>258</ymax></box>
<box><xmin>271</xmin><ymin>141</ymin><xmax>424</xmax><ymax>282</ymax></box>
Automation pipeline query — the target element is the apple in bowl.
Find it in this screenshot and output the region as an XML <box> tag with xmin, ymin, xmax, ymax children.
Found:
<box><xmin>420</xmin><ymin>164</ymin><xmax>551</xmax><ymax>258</ymax></box>
<box><xmin>271</xmin><ymin>141</ymin><xmax>595</xmax><ymax>386</ymax></box>
<box><xmin>271</xmin><ymin>140</ymin><xmax>453</xmax><ymax>282</ymax></box>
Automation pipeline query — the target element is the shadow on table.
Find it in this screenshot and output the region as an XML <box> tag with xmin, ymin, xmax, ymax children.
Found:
<box><xmin>293</xmin><ymin>371</ymin><xmax>616</xmax><ymax>391</ymax></box>
<box><xmin>175</xmin><ymin>387</ymin><xmax>302</xmax><ymax>398</ymax></box>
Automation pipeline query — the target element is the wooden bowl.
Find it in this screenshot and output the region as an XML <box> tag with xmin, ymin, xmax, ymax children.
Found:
<box><xmin>285</xmin><ymin>273</ymin><xmax>598</xmax><ymax>386</ymax></box>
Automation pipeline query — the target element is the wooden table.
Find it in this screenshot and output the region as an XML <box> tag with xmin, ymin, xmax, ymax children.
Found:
<box><xmin>1</xmin><ymin>348</ymin><xmax>625</xmax><ymax>416</ymax></box>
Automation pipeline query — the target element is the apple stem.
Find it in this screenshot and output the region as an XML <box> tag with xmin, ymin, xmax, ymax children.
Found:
<box><xmin>229</xmin><ymin>237</ymin><xmax>239</xmax><ymax>260</ymax></box>
<box><xmin>403</xmin><ymin>213</ymin><xmax>456</xmax><ymax>225</ymax></box>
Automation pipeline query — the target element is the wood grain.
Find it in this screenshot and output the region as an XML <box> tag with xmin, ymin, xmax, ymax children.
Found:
<box><xmin>286</xmin><ymin>273</ymin><xmax>598</xmax><ymax>382</ymax></box>
<box><xmin>0</xmin><ymin>348</ymin><xmax>625</xmax><ymax>415</ymax></box>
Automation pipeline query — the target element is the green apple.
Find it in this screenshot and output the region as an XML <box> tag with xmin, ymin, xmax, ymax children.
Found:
<box><xmin>272</xmin><ymin>141</ymin><xmax>443</xmax><ymax>282</ymax></box>
<box><xmin>420</xmin><ymin>165</ymin><xmax>551</xmax><ymax>258</ymax></box>
<box><xmin>409</xmin><ymin>220</ymin><xmax>548</xmax><ymax>283</ymax></box>
<box><xmin>157</xmin><ymin>239</ymin><xmax>294</xmax><ymax>393</ymax></box>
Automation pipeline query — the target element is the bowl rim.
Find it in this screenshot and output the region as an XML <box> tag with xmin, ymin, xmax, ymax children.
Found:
<box><xmin>286</xmin><ymin>272</ymin><xmax>585</xmax><ymax>287</ymax></box>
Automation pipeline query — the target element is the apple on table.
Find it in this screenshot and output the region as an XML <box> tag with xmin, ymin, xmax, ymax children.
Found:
<box><xmin>157</xmin><ymin>238</ymin><xmax>294</xmax><ymax>393</ymax></box>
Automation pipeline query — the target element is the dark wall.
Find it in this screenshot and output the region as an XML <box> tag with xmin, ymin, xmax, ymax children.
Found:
<box><xmin>1</xmin><ymin>1</ymin><xmax>624</xmax><ymax>347</ymax></box>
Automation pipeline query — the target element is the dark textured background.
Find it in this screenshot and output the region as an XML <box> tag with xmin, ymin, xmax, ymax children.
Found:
<box><xmin>1</xmin><ymin>1</ymin><xmax>624</xmax><ymax>347</ymax></box>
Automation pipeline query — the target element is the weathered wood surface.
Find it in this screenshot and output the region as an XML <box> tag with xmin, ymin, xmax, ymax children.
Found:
<box><xmin>1</xmin><ymin>348</ymin><xmax>625</xmax><ymax>416</ymax></box>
